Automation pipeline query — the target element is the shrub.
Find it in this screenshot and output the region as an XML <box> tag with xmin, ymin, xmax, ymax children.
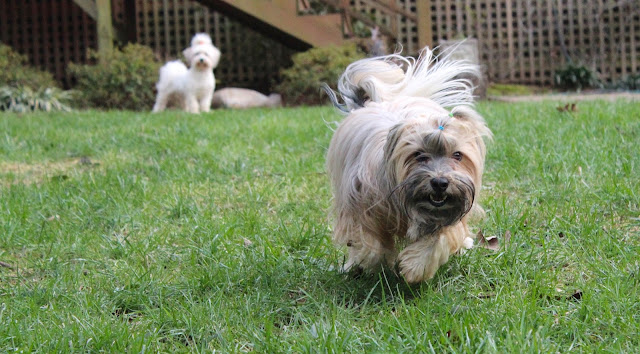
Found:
<box><xmin>553</xmin><ymin>63</ymin><xmax>600</xmax><ymax>91</ymax></box>
<box><xmin>608</xmin><ymin>74</ymin><xmax>640</xmax><ymax>91</ymax></box>
<box><xmin>276</xmin><ymin>44</ymin><xmax>366</xmax><ymax>105</ymax></box>
<box><xmin>68</xmin><ymin>44</ymin><xmax>161</xmax><ymax>110</ymax></box>
<box><xmin>0</xmin><ymin>86</ymin><xmax>74</xmax><ymax>112</ymax></box>
<box><xmin>0</xmin><ymin>42</ymin><xmax>59</xmax><ymax>90</ymax></box>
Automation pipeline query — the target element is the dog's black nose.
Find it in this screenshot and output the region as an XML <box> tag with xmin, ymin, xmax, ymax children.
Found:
<box><xmin>430</xmin><ymin>177</ymin><xmax>449</xmax><ymax>192</ymax></box>
<box><xmin>199</xmin><ymin>58</ymin><xmax>204</xmax><ymax>63</ymax></box>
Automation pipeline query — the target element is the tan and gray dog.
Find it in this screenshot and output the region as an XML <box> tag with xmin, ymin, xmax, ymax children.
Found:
<box><xmin>324</xmin><ymin>48</ymin><xmax>491</xmax><ymax>283</ymax></box>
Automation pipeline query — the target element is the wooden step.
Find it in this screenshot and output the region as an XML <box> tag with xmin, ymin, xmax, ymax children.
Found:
<box><xmin>196</xmin><ymin>0</ymin><xmax>346</xmax><ymax>48</ymax></box>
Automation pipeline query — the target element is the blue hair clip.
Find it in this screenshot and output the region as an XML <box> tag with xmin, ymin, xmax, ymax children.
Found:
<box><xmin>438</xmin><ymin>125</ymin><xmax>444</xmax><ymax>131</ymax></box>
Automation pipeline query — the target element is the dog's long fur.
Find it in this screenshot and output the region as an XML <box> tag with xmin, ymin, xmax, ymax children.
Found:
<box><xmin>325</xmin><ymin>48</ymin><xmax>491</xmax><ymax>283</ymax></box>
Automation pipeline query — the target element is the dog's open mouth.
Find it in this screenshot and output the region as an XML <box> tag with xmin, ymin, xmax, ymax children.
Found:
<box><xmin>428</xmin><ymin>194</ymin><xmax>448</xmax><ymax>207</ymax></box>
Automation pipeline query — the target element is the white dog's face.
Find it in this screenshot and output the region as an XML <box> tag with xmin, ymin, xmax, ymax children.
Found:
<box><xmin>183</xmin><ymin>33</ymin><xmax>220</xmax><ymax>71</ymax></box>
<box><xmin>184</xmin><ymin>45</ymin><xmax>221</xmax><ymax>71</ymax></box>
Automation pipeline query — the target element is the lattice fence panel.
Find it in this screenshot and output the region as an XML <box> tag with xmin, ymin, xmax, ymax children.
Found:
<box><xmin>426</xmin><ymin>0</ymin><xmax>640</xmax><ymax>85</ymax></box>
<box><xmin>0</xmin><ymin>0</ymin><xmax>97</xmax><ymax>87</ymax></box>
<box><xmin>399</xmin><ymin>0</ymin><xmax>419</xmax><ymax>54</ymax></box>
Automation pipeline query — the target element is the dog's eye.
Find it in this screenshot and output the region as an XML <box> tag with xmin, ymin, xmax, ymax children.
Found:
<box><xmin>452</xmin><ymin>152</ymin><xmax>463</xmax><ymax>161</ymax></box>
<box><xmin>414</xmin><ymin>152</ymin><xmax>429</xmax><ymax>163</ymax></box>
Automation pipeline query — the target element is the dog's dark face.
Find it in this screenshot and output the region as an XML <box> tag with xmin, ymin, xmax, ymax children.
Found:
<box><xmin>402</xmin><ymin>152</ymin><xmax>475</xmax><ymax>235</ymax></box>
<box><xmin>384</xmin><ymin>117</ymin><xmax>482</xmax><ymax>236</ymax></box>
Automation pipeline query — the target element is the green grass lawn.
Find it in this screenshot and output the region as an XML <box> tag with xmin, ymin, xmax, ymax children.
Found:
<box><xmin>1</xmin><ymin>101</ymin><xmax>639</xmax><ymax>352</ymax></box>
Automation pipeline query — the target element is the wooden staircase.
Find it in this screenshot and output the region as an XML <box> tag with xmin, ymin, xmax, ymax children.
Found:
<box><xmin>196</xmin><ymin>0</ymin><xmax>347</xmax><ymax>48</ymax></box>
<box><xmin>194</xmin><ymin>0</ymin><xmax>427</xmax><ymax>50</ymax></box>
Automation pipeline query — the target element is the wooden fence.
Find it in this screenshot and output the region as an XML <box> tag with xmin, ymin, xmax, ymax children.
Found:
<box><xmin>350</xmin><ymin>0</ymin><xmax>640</xmax><ymax>85</ymax></box>
<box><xmin>0</xmin><ymin>0</ymin><xmax>97</xmax><ymax>87</ymax></box>
<box><xmin>430</xmin><ymin>0</ymin><xmax>640</xmax><ymax>84</ymax></box>
<box><xmin>0</xmin><ymin>0</ymin><xmax>297</xmax><ymax>92</ymax></box>
<box><xmin>1</xmin><ymin>0</ymin><xmax>638</xmax><ymax>88</ymax></box>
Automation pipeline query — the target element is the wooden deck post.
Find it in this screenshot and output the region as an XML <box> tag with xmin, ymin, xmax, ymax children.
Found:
<box><xmin>416</xmin><ymin>0</ymin><xmax>432</xmax><ymax>49</ymax></box>
<box><xmin>72</xmin><ymin>0</ymin><xmax>97</xmax><ymax>19</ymax></box>
<box><xmin>96</xmin><ymin>0</ymin><xmax>114</xmax><ymax>62</ymax></box>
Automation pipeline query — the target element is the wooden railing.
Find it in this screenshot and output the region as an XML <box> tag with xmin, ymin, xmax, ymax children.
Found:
<box><xmin>302</xmin><ymin>0</ymin><xmax>430</xmax><ymax>54</ymax></box>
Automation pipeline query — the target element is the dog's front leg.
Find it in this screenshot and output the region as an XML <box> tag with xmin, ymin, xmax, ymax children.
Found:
<box><xmin>397</xmin><ymin>234</ymin><xmax>450</xmax><ymax>283</ymax></box>
<box><xmin>152</xmin><ymin>93</ymin><xmax>169</xmax><ymax>112</ymax></box>
<box><xmin>342</xmin><ymin>234</ymin><xmax>396</xmax><ymax>272</ymax></box>
<box><xmin>185</xmin><ymin>95</ymin><xmax>200</xmax><ymax>113</ymax></box>
<box><xmin>199</xmin><ymin>92</ymin><xmax>213</xmax><ymax>113</ymax></box>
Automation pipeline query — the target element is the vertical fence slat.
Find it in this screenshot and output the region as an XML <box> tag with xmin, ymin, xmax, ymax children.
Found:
<box><xmin>445</xmin><ymin>0</ymin><xmax>452</xmax><ymax>38</ymax></box>
<box><xmin>153</xmin><ymin>0</ymin><xmax>161</xmax><ymax>53</ymax></box>
<box><xmin>516</xmin><ymin>0</ymin><xmax>524</xmax><ymax>82</ymax></box>
<box><xmin>455</xmin><ymin>0</ymin><xmax>463</xmax><ymax>37</ymax></box>
<box><xmin>31</xmin><ymin>0</ymin><xmax>41</xmax><ymax>66</ymax></box>
<box><xmin>527</xmin><ymin>1</ymin><xmax>536</xmax><ymax>83</ymax></box>
<box><xmin>586</xmin><ymin>0</ymin><xmax>595</xmax><ymax>69</ymax></box>
<box><xmin>194</xmin><ymin>1</ymin><xmax>201</xmax><ymax>33</ymax></box>
<box><xmin>546</xmin><ymin>0</ymin><xmax>555</xmax><ymax>83</ymax></box>
<box><xmin>141</xmin><ymin>0</ymin><xmax>148</xmax><ymax>45</ymax></box>
<box><xmin>597</xmin><ymin>0</ymin><xmax>606</xmax><ymax>78</ymax></box>
<box><xmin>42</xmin><ymin>1</ymin><xmax>51</xmax><ymax>73</ymax></box>
<box><xmin>607</xmin><ymin>1</ymin><xmax>615</xmax><ymax>80</ymax></box>
<box><xmin>576</xmin><ymin>0</ymin><xmax>584</xmax><ymax>61</ymax></box>
<box><xmin>567</xmin><ymin>0</ymin><xmax>575</xmax><ymax>58</ymax></box>
<box><xmin>536</xmin><ymin>1</ymin><xmax>544</xmax><ymax>83</ymax></box>
<box><xmin>212</xmin><ymin>12</ymin><xmax>219</xmax><ymax>45</ymax></box>
<box><xmin>505</xmin><ymin>0</ymin><xmax>514</xmax><ymax>81</ymax></box>
<box><xmin>61</xmin><ymin>0</ymin><xmax>70</xmax><ymax>76</ymax></box>
<box><xmin>434</xmin><ymin>0</ymin><xmax>442</xmax><ymax>42</ymax></box>
<box><xmin>464</xmin><ymin>0</ymin><xmax>471</xmax><ymax>38</ymax></box>
<box><xmin>631</xmin><ymin>13</ymin><xmax>637</xmax><ymax>74</ymax></box>
<box><xmin>612</xmin><ymin>2</ymin><xmax>620</xmax><ymax>80</ymax></box>
<box><xmin>0</xmin><ymin>1</ymin><xmax>7</xmax><ymax>43</ymax></box>
<box><xmin>53</xmin><ymin>2</ymin><xmax>62</xmax><ymax>79</ymax></box>
<box><xmin>485</xmin><ymin>0</ymin><xmax>493</xmax><ymax>78</ymax></box>
<box><xmin>71</xmin><ymin>2</ymin><xmax>82</xmax><ymax>63</ymax></box>
<box><xmin>496</xmin><ymin>1</ymin><xmax>505</xmax><ymax>81</ymax></box>
<box><xmin>620</xmin><ymin>5</ymin><xmax>628</xmax><ymax>77</ymax></box>
<box><xmin>173</xmin><ymin>0</ymin><xmax>180</xmax><ymax>54</ymax></box>
<box><xmin>475</xmin><ymin>0</ymin><xmax>482</xmax><ymax>66</ymax></box>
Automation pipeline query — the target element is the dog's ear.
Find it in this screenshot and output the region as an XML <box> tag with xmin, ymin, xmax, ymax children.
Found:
<box><xmin>450</xmin><ymin>105</ymin><xmax>491</xmax><ymax>160</ymax></box>
<box><xmin>382</xmin><ymin>123</ymin><xmax>405</xmax><ymax>183</ymax></box>
<box><xmin>182</xmin><ymin>47</ymin><xmax>193</xmax><ymax>62</ymax></box>
<box><xmin>383</xmin><ymin>123</ymin><xmax>403</xmax><ymax>161</ymax></box>
<box><xmin>208</xmin><ymin>46</ymin><xmax>221</xmax><ymax>69</ymax></box>
<box><xmin>450</xmin><ymin>106</ymin><xmax>491</xmax><ymax>139</ymax></box>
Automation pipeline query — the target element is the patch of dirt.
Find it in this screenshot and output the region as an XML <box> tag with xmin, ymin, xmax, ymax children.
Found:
<box><xmin>0</xmin><ymin>157</ymin><xmax>100</xmax><ymax>186</ymax></box>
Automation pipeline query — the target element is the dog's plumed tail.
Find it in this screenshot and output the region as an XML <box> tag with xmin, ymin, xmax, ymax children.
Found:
<box><xmin>332</xmin><ymin>47</ymin><xmax>479</xmax><ymax>111</ymax></box>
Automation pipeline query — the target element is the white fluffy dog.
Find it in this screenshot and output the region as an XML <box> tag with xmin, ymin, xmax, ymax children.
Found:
<box><xmin>152</xmin><ymin>33</ymin><xmax>221</xmax><ymax>113</ymax></box>
<box><xmin>325</xmin><ymin>48</ymin><xmax>491</xmax><ymax>283</ymax></box>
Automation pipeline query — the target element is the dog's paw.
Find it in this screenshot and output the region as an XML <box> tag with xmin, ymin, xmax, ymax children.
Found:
<box><xmin>458</xmin><ymin>236</ymin><xmax>474</xmax><ymax>255</ymax></box>
<box><xmin>463</xmin><ymin>236</ymin><xmax>474</xmax><ymax>249</ymax></box>
<box><xmin>398</xmin><ymin>236</ymin><xmax>450</xmax><ymax>283</ymax></box>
